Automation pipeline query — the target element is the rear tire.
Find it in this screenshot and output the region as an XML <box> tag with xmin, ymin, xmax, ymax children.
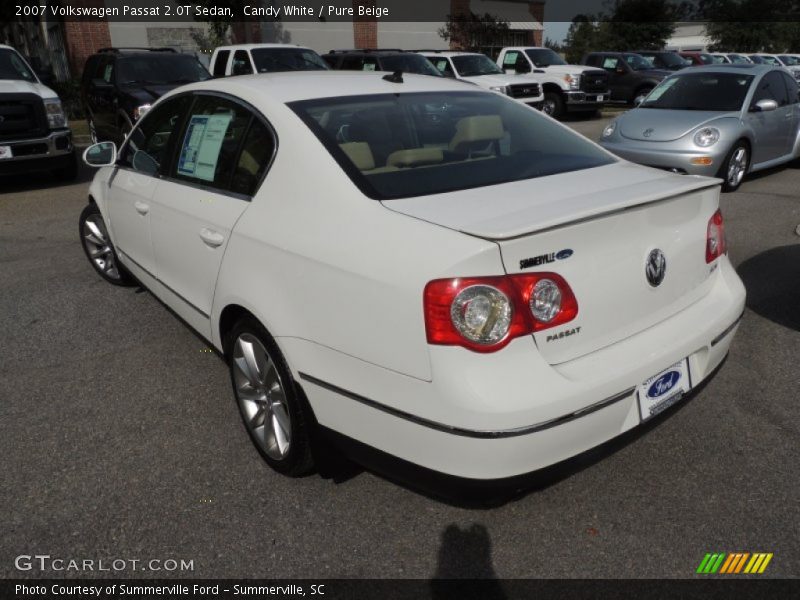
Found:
<box><xmin>226</xmin><ymin>317</ymin><xmax>315</xmax><ymax>477</ymax></box>
<box><xmin>542</xmin><ymin>92</ymin><xmax>565</xmax><ymax>120</ymax></box>
<box><xmin>719</xmin><ymin>141</ymin><xmax>749</xmax><ymax>193</ymax></box>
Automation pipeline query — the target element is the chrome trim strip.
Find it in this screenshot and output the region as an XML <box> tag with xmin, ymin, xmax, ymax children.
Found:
<box><xmin>117</xmin><ymin>248</ymin><xmax>210</xmax><ymax>319</ymax></box>
<box><xmin>298</xmin><ymin>372</ymin><xmax>635</xmax><ymax>439</ymax></box>
<box><xmin>711</xmin><ymin>311</ymin><xmax>745</xmax><ymax>347</ymax></box>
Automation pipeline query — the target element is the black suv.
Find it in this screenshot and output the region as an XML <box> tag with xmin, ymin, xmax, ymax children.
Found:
<box><xmin>81</xmin><ymin>47</ymin><xmax>210</xmax><ymax>145</ymax></box>
<box><xmin>321</xmin><ymin>49</ymin><xmax>443</xmax><ymax>77</ymax></box>
<box><xmin>634</xmin><ymin>50</ymin><xmax>690</xmax><ymax>72</ymax></box>
<box><xmin>582</xmin><ymin>52</ymin><xmax>670</xmax><ymax>104</ymax></box>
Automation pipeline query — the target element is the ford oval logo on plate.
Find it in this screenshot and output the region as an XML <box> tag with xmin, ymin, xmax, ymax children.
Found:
<box><xmin>647</xmin><ymin>370</ymin><xmax>681</xmax><ymax>399</ymax></box>
<box><xmin>556</xmin><ymin>249</ymin><xmax>574</xmax><ymax>260</ymax></box>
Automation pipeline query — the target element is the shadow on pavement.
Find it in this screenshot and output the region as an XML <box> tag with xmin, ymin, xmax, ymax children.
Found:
<box><xmin>0</xmin><ymin>149</ymin><xmax>94</xmax><ymax>193</ymax></box>
<box><xmin>737</xmin><ymin>243</ymin><xmax>800</xmax><ymax>332</ymax></box>
<box><xmin>430</xmin><ymin>523</ymin><xmax>506</xmax><ymax>599</ymax></box>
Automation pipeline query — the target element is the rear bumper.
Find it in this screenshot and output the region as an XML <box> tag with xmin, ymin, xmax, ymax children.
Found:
<box><xmin>0</xmin><ymin>129</ymin><xmax>74</xmax><ymax>175</ymax></box>
<box><xmin>292</xmin><ymin>257</ymin><xmax>746</xmax><ymax>480</ymax></box>
<box><xmin>600</xmin><ymin>139</ymin><xmax>726</xmax><ymax>177</ymax></box>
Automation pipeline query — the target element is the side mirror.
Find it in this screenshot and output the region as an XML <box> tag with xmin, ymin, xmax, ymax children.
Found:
<box><xmin>752</xmin><ymin>99</ymin><xmax>778</xmax><ymax>112</ymax></box>
<box><xmin>83</xmin><ymin>141</ymin><xmax>117</xmax><ymax>167</ymax></box>
<box><xmin>634</xmin><ymin>96</ymin><xmax>644</xmax><ymax>106</ymax></box>
<box><xmin>132</xmin><ymin>150</ymin><xmax>159</xmax><ymax>176</ymax></box>
<box><xmin>516</xmin><ymin>61</ymin><xmax>531</xmax><ymax>74</ymax></box>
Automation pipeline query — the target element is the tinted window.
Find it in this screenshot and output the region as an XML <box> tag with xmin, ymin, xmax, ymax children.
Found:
<box><xmin>231</xmin><ymin>119</ymin><xmax>275</xmax><ymax>196</ymax></box>
<box><xmin>754</xmin><ymin>71</ymin><xmax>789</xmax><ymax>106</ymax></box>
<box><xmin>120</xmin><ymin>96</ymin><xmax>192</xmax><ymax>175</ymax></box>
<box><xmin>82</xmin><ymin>55</ymin><xmax>100</xmax><ymax>85</ymax></box>
<box><xmin>290</xmin><ymin>91</ymin><xmax>614</xmax><ymax>200</ymax></box>
<box><xmin>428</xmin><ymin>57</ymin><xmax>455</xmax><ymax>77</ymax></box>
<box><xmin>641</xmin><ymin>72</ymin><xmax>754</xmax><ymax>111</ymax></box>
<box><xmin>781</xmin><ymin>72</ymin><xmax>800</xmax><ymax>103</ymax></box>
<box><xmin>0</xmin><ymin>49</ymin><xmax>35</xmax><ymax>81</ymax></box>
<box><xmin>213</xmin><ymin>50</ymin><xmax>230</xmax><ymax>77</ymax></box>
<box><xmin>451</xmin><ymin>54</ymin><xmax>503</xmax><ymax>76</ymax></box>
<box><xmin>525</xmin><ymin>48</ymin><xmax>567</xmax><ymax>67</ymax></box>
<box><xmin>602</xmin><ymin>56</ymin><xmax>621</xmax><ymax>70</ymax></box>
<box><xmin>251</xmin><ymin>48</ymin><xmax>328</xmax><ymax>72</ymax></box>
<box><xmin>117</xmin><ymin>54</ymin><xmax>210</xmax><ymax>84</ymax></box>
<box><xmin>231</xmin><ymin>50</ymin><xmax>253</xmax><ymax>76</ymax></box>
<box><xmin>502</xmin><ymin>51</ymin><xmax>520</xmax><ymax>68</ymax></box>
<box><xmin>322</xmin><ymin>55</ymin><xmax>338</xmax><ymax>68</ymax></box>
<box><xmin>340</xmin><ymin>56</ymin><xmax>365</xmax><ymax>70</ymax></box>
<box><xmin>379</xmin><ymin>55</ymin><xmax>442</xmax><ymax>76</ymax></box>
<box><xmin>585</xmin><ymin>54</ymin><xmax>599</xmax><ymax>67</ymax></box>
<box><xmin>624</xmin><ymin>54</ymin><xmax>651</xmax><ymax>70</ymax></box>
<box><xmin>172</xmin><ymin>95</ymin><xmax>252</xmax><ymax>192</ymax></box>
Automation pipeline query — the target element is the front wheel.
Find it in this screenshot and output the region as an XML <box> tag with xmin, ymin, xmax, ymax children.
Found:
<box><xmin>541</xmin><ymin>92</ymin><xmax>565</xmax><ymax>120</ymax></box>
<box><xmin>719</xmin><ymin>142</ymin><xmax>749</xmax><ymax>193</ymax></box>
<box><xmin>227</xmin><ymin>317</ymin><xmax>315</xmax><ymax>476</ymax></box>
<box><xmin>78</xmin><ymin>204</ymin><xmax>133</xmax><ymax>286</ymax></box>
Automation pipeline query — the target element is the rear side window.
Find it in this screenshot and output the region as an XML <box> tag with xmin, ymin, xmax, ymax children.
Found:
<box><xmin>754</xmin><ymin>71</ymin><xmax>789</xmax><ymax>106</ymax></box>
<box><xmin>172</xmin><ymin>95</ymin><xmax>260</xmax><ymax>194</ymax></box>
<box><xmin>290</xmin><ymin>91</ymin><xmax>614</xmax><ymax>200</ymax></box>
<box><xmin>231</xmin><ymin>119</ymin><xmax>275</xmax><ymax>196</ymax></box>
<box><xmin>781</xmin><ymin>72</ymin><xmax>800</xmax><ymax>103</ymax></box>
<box><xmin>213</xmin><ymin>50</ymin><xmax>230</xmax><ymax>77</ymax></box>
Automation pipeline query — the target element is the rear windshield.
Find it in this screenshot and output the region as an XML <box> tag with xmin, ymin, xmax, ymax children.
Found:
<box><xmin>0</xmin><ymin>49</ymin><xmax>36</xmax><ymax>82</ymax></box>
<box><xmin>117</xmin><ymin>55</ymin><xmax>211</xmax><ymax>85</ymax></box>
<box><xmin>640</xmin><ymin>72</ymin><xmax>754</xmax><ymax>111</ymax></box>
<box><xmin>289</xmin><ymin>91</ymin><xmax>614</xmax><ymax>200</ymax></box>
<box><xmin>251</xmin><ymin>48</ymin><xmax>329</xmax><ymax>72</ymax></box>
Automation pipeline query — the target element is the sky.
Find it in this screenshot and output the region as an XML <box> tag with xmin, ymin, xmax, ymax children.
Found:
<box><xmin>544</xmin><ymin>22</ymin><xmax>572</xmax><ymax>44</ymax></box>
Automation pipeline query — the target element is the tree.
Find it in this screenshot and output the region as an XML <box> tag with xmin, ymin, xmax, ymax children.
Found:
<box><xmin>544</xmin><ymin>37</ymin><xmax>565</xmax><ymax>53</ymax></box>
<box><xmin>438</xmin><ymin>12</ymin><xmax>510</xmax><ymax>52</ymax></box>
<box><xmin>701</xmin><ymin>0</ymin><xmax>800</xmax><ymax>52</ymax></box>
<box><xmin>595</xmin><ymin>0</ymin><xmax>677</xmax><ymax>51</ymax></box>
<box><xmin>563</xmin><ymin>16</ymin><xmax>599</xmax><ymax>64</ymax></box>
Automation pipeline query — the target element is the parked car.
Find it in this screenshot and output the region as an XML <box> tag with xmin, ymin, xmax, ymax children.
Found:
<box><xmin>724</xmin><ymin>53</ymin><xmax>753</xmax><ymax>64</ymax></box>
<box><xmin>0</xmin><ymin>43</ymin><xmax>76</xmax><ymax>180</ymax></box>
<box><xmin>209</xmin><ymin>43</ymin><xmax>329</xmax><ymax>77</ymax></box>
<box><xmin>81</xmin><ymin>47</ymin><xmax>211</xmax><ymax>145</ymax></box>
<box><xmin>78</xmin><ymin>71</ymin><xmax>745</xmax><ymax>485</ymax></box>
<box><xmin>679</xmin><ymin>52</ymin><xmax>715</xmax><ymax>66</ymax></box>
<box><xmin>752</xmin><ymin>54</ymin><xmax>800</xmax><ymax>82</ymax></box>
<box><xmin>710</xmin><ymin>53</ymin><xmax>731</xmax><ymax>64</ymax></box>
<box><xmin>321</xmin><ymin>49</ymin><xmax>442</xmax><ymax>77</ymax></box>
<box><xmin>496</xmin><ymin>47</ymin><xmax>609</xmax><ymax>119</ymax></box>
<box><xmin>635</xmin><ymin>50</ymin><xmax>690</xmax><ymax>71</ymax></box>
<box><xmin>600</xmin><ymin>65</ymin><xmax>800</xmax><ymax>192</ymax></box>
<box><xmin>582</xmin><ymin>52</ymin><xmax>670</xmax><ymax>104</ymax></box>
<box><xmin>420</xmin><ymin>51</ymin><xmax>543</xmax><ymax>108</ymax></box>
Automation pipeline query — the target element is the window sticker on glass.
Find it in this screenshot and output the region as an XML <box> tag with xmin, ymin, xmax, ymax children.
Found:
<box><xmin>177</xmin><ymin>114</ymin><xmax>232</xmax><ymax>182</ymax></box>
<box><xmin>363</xmin><ymin>63</ymin><xmax>376</xmax><ymax>71</ymax></box>
<box><xmin>645</xmin><ymin>78</ymin><xmax>678</xmax><ymax>101</ymax></box>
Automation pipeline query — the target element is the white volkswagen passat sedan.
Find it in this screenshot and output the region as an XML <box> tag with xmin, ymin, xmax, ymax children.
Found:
<box><xmin>79</xmin><ymin>72</ymin><xmax>746</xmax><ymax>483</ymax></box>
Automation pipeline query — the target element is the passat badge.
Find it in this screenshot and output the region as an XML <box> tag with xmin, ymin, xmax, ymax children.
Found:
<box><xmin>645</xmin><ymin>249</ymin><xmax>666</xmax><ymax>287</ymax></box>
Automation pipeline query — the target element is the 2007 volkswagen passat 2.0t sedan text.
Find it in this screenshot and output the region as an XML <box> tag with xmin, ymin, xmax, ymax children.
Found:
<box><xmin>79</xmin><ymin>71</ymin><xmax>746</xmax><ymax>484</ymax></box>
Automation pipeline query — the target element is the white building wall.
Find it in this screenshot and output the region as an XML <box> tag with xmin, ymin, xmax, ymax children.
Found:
<box><xmin>278</xmin><ymin>22</ymin><xmax>355</xmax><ymax>53</ymax></box>
<box><xmin>376</xmin><ymin>22</ymin><xmax>448</xmax><ymax>51</ymax></box>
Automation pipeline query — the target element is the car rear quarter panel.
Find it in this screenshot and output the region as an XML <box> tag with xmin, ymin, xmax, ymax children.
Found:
<box><xmin>210</xmin><ymin>109</ymin><xmax>503</xmax><ymax>382</ymax></box>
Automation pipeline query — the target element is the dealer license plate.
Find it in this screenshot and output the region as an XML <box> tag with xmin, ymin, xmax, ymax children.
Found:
<box><xmin>637</xmin><ymin>359</ymin><xmax>691</xmax><ymax>422</ymax></box>
<box><xmin>0</xmin><ymin>146</ymin><xmax>13</xmax><ymax>159</ymax></box>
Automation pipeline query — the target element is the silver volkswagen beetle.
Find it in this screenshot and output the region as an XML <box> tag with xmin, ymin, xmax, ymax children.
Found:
<box><xmin>600</xmin><ymin>64</ymin><xmax>800</xmax><ymax>191</ymax></box>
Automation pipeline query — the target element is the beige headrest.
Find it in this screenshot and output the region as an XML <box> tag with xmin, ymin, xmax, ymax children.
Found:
<box><xmin>339</xmin><ymin>142</ymin><xmax>375</xmax><ymax>171</ymax></box>
<box><xmin>449</xmin><ymin>115</ymin><xmax>505</xmax><ymax>152</ymax></box>
<box><xmin>386</xmin><ymin>148</ymin><xmax>444</xmax><ymax>168</ymax></box>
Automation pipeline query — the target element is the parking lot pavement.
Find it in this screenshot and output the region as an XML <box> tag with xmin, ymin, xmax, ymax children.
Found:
<box><xmin>1</xmin><ymin>122</ymin><xmax>798</xmax><ymax>580</ymax></box>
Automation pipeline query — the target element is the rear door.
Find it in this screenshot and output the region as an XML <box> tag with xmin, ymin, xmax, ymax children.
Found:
<box><xmin>747</xmin><ymin>70</ymin><xmax>792</xmax><ymax>163</ymax></box>
<box><xmin>148</xmin><ymin>93</ymin><xmax>275</xmax><ymax>337</ymax></box>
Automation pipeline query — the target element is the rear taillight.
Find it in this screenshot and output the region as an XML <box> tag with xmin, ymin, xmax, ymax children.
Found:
<box><xmin>423</xmin><ymin>273</ymin><xmax>578</xmax><ymax>353</ymax></box>
<box><xmin>706</xmin><ymin>209</ymin><xmax>727</xmax><ymax>263</ymax></box>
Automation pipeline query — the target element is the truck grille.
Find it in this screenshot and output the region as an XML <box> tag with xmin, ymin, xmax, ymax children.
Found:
<box><xmin>580</xmin><ymin>70</ymin><xmax>609</xmax><ymax>93</ymax></box>
<box><xmin>508</xmin><ymin>83</ymin><xmax>541</xmax><ymax>99</ymax></box>
<box><xmin>0</xmin><ymin>93</ymin><xmax>48</xmax><ymax>142</ymax></box>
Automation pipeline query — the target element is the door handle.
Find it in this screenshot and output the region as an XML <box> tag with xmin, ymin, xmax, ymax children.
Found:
<box><xmin>199</xmin><ymin>228</ymin><xmax>225</xmax><ymax>248</ymax></box>
<box><xmin>134</xmin><ymin>201</ymin><xmax>149</xmax><ymax>215</ymax></box>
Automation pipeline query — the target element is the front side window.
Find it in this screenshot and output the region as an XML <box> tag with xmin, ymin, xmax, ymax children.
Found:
<box><xmin>251</xmin><ymin>48</ymin><xmax>329</xmax><ymax>72</ymax></box>
<box><xmin>231</xmin><ymin>51</ymin><xmax>253</xmax><ymax>76</ymax></box>
<box><xmin>624</xmin><ymin>54</ymin><xmax>652</xmax><ymax>70</ymax></box>
<box><xmin>117</xmin><ymin>55</ymin><xmax>211</xmax><ymax>85</ymax></box>
<box><xmin>0</xmin><ymin>49</ymin><xmax>36</xmax><ymax>81</ymax></box>
<box><xmin>753</xmin><ymin>71</ymin><xmax>789</xmax><ymax>106</ymax></box>
<box><xmin>120</xmin><ymin>96</ymin><xmax>192</xmax><ymax>175</ymax></box>
<box><xmin>451</xmin><ymin>54</ymin><xmax>503</xmax><ymax>77</ymax></box>
<box><xmin>428</xmin><ymin>57</ymin><xmax>455</xmax><ymax>77</ymax></box>
<box><xmin>289</xmin><ymin>91</ymin><xmax>614</xmax><ymax>200</ymax></box>
<box><xmin>781</xmin><ymin>72</ymin><xmax>800</xmax><ymax>103</ymax></box>
<box><xmin>602</xmin><ymin>56</ymin><xmax>621</xmax><ymax>71</ymax></box>
<box><xmin>641</xmin><ymin>73</ymin><xmax>754</xmax><ymax>111</ymax></box>
<box><xmin>172</xmin><ymin>95</ymin><xmax>252</xmax><ymax>191</ymax></box>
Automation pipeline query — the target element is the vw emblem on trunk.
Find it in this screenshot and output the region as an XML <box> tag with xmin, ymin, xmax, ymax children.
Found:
<box><xmin>646</xmin><ymin>249</ymin><xmax>667</xmax><ymax>287</ymax></box>
<box><xmin>643</xmin><ymin>128</ymin><xmax>654</xmax><ymax>138</ymax></box>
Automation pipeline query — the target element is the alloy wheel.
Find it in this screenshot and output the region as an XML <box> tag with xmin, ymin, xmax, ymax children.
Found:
<box><xmin>541</xmin><ymin>99</ymin><xmax>555</xmax><ymax>116</ymax></box>
<box><xmin>232</xmin><ymin>333</ymin><xmax>292</xmax><ymax>461</ymax></box>
<box><xmin>82</xmin><ymin>214</ymin><xmax>120</xmax><ymax>280</ymax></box>
<box><xmin>727</xmin><ymin>146</ymin><xmax>748</xmax><ymax>187</ymax></box>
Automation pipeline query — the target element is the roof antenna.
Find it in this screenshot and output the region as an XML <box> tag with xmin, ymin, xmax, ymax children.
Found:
<box><xmin>383</xmin><ymin>70</ymin><xmax>404</xmax><ymax>83</ymax></box>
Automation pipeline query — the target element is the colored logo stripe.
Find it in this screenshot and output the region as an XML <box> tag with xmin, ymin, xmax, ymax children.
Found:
<box><xmin>697</xmin><ymin>553</ymin><xmax>773</xmax><ymax>574</ymax></box>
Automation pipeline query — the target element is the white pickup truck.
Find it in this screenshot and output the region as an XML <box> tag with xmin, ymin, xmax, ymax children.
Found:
<box><xmin>421</xmin><ymin>51</ymin><xmax>544</xmax><ymax>108</ymax></box>
<box><xmin>209</xmin><ymin>43</ymin><xmax>329</xmax><ymax>77</ymax></box>
<box><xmin>496</xmin><ymin>47</ymin><xmax>610</xmax><ymax>119</ymax></box>
<box><xmin>0</xmin><ymin>44</ymin><xmax>76</xmax><ymax>179</ymax></box>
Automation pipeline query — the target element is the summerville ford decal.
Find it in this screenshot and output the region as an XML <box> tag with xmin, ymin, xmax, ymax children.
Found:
<box><xmin>520</xmin><ymin>248</ymin><xmax>574</xmax><ymax>270</ymax></box>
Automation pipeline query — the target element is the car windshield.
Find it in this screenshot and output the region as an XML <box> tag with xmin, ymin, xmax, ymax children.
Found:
<box><xmin>290</xmin><ymin>91</ymin><xmax>614</xmax><ymax>200</ymax></box>
<box><xmin>117</xmin><ymin>55</ymin><xmax>211</xmax><ymax>85</ymax></box>
<box><xmin>525</xmin><ymin>48</ymin><xmax>567</xmax><ymax>67</ymax></box>
<box><xmin>779</xmin><ymin>55</ymin><xmax>800</xmax><ymax>65</ymax></box>
<box><xmin>728</xmin><ymin>54</ymin><xmax>750</xmax><ymax>64</ymax></box>
<box><xmin>640</xmin><ymin>72</ymin><xmax>754</xmax><ymax>111</ymax></box>
<box><xmin>380</xmin><ymin>54</ymin><xmax>442</xmax><ymax>77</ymax></box>
<box><xmin>0</xmin><ymin>49</ymin><xmax>36</xmax><ymax>81</ymax></box>
<box><xmin>711</xmin><ymin>55</ymin><xmax>728</xmax><ymax>64</ymax></box>
<box><xmin>251</xmin><ymin>48</ymin><xmax>329</xmax><ymax>72</ymax></box>
<box><xmin>452</xmin><ymin>54</ymin><xmax>503</xmax><ymax>76</ymax></box>
<box><xmin>761</xmin><ymin>56</ymin><xmax>782</xmax><ymax>66</ymax></box>
<box><xmin>624</xmin><ymin>54</ymin><xmax>653</xmax><ymax>70</ymax></box>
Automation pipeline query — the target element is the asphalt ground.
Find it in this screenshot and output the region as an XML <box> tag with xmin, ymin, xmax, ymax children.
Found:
<box><xmin>1</xmin><ymin>115</ymin><xmax>798</xmax><ymax>580</ymax></box>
